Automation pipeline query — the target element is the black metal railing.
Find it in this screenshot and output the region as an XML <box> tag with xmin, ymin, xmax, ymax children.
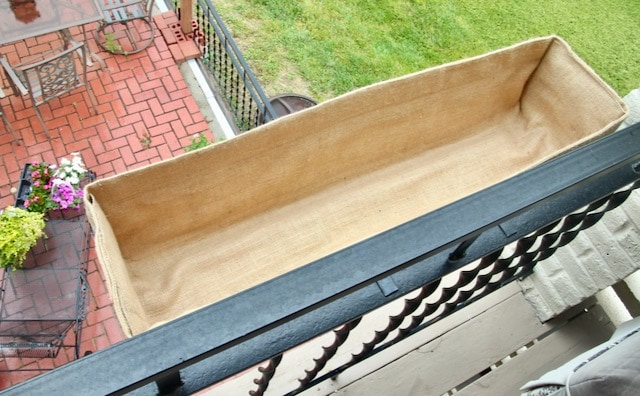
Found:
<box><xmin>172</xmin><ymin>0</ymin><xmax>278</xmax><ymax>132</ymax></box>
<box><xmin>4</xmin><ymin>123</ymin><xmax>639</xmax><ymax>395</ymax></box>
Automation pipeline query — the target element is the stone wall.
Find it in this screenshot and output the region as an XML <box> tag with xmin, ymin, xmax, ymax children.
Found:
<box><xmin>519</xmin><ymin>88</ymin><xmax>640</xmax><ymax>322</ymax></box>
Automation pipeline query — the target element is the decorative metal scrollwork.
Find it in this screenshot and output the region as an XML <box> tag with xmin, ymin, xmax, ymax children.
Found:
<box><xmin>281</xmin><ymin>182</ymin><xmax>640</xmax><ymax>393</ymax></box>
<box><xmin>33</xmin><ymin>53</ymin><xmax>78</xmax><ymax>103</ymax></box>
<box><xmin>295</xmin><ymin>317</ymin><xmax>362</xmax><ymax>392</ymax></box>
<box><xmin>369</xmin><ymin>181</ymin><xmax>640</xmax><ymax>360</ymax></box>
<box><xmin>249</xmin><ymin>354</ymin><xmax>283</xmax><ymax>396</ymax></box>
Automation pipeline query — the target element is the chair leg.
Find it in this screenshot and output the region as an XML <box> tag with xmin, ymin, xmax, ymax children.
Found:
<box><xmin>123</xmin><ymin>22</ymin><xmax>139</xmax><ymax>53</ymax></box>
<box><xmin>32</xmin><ymin>105</ymin><xmax>51</xmax><ymax>138</ymax></box>
<box><xmin>86</xmin><ymin>85</ymin><xmax>98</xmax><ymax>115</ymax></box>
<box><xmin>1</xmin><ymin>110</ymin><xmax>20</xmax><ymax>143</ymax></box>
<box><xmin>60</xmin><ymin>29</ymin><xmax>105</xmax><ymax>69</ymax></box>
<box><xmin>95</xmin><ymin>19</ymin><xmax>155</xmax><ymax>55</ymax></box>
<box><xmin>123</xmin><ymin>19</ymin><xmax>155</xmax><ymax>53</ymax></box>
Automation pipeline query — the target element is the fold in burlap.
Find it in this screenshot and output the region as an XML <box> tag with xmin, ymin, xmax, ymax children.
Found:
<box><xmin>85</xmin><ymin>36</ymin><xmax>628</xmax><ymax>337</ymax></box>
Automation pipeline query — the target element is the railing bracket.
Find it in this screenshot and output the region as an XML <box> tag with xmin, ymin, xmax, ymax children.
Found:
<box><xmin>377</xmin><ymin>276</ymin><xmax>399</xmax><ymax>297</ymax></box>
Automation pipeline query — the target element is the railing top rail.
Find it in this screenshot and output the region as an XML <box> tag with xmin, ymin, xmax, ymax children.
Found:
<box><xmin>5</xmin><ymin>123</ymin><xmax>640</xmax><ymax>395</ymax></box>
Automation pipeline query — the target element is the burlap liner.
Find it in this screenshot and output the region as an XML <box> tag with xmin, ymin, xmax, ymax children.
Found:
<box><xmin>85</xmin><ymin>36</ymin><xmax>627</xmax><ymax>337</ymax></box>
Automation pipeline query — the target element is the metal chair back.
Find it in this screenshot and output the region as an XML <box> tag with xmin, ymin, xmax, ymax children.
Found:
<box><xmin>0</xmin><ymin>87</ymin><xmax>18</xmax><ymax>143</ymax></box>
<box><xmin>101</xmin><ymin>0</ymin><xmax>155</xmax><ymax>24</ymax></box>
<box><xmin>95</xmin><ymin>0</ymin><xmax>156</xmax><ymax>54</ymax></box>
<box><xmin>0</xmin><ymin>42</ymin><xmax>97</xmax><ymax>138</ymax></box>
<box><xmin>22</xmin><ymin>45</ymin><xmax>82</xmax><ymax>105</ymax></box>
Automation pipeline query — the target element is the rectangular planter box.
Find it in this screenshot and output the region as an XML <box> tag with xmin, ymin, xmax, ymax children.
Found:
<box><xmin>85</xmin><ymin>36</ymin><xmax>628</xmax><ymax>337</ymax></box>
<box><xmin>15</xmin><ymin>163</ymin><xmax>33</xmax><ymax>209</ymax></box>
<box><xmin>14</xmin><ymin>163</ymin><xmax>91</xmax><ymax>220</ymax></box>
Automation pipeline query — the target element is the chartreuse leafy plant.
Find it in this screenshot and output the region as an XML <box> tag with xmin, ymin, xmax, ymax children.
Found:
<box><xmin>0</xmin><ymin>207</ymin><xmax>46</xmax><ymax>270</ymax></box>
<box><xmin>184</xmin><ymin>133</ymin><xmax>223</xmax><ymax>152</ymax></box>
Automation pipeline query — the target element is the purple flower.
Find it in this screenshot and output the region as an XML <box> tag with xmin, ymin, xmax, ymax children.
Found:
<box><xmin>51</xmin><ymin>181</ymin><xmax>82</xmax><ymax>209</ymax></box>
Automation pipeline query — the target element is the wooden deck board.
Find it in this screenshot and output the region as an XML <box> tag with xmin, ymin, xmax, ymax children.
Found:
<box><xmin>334</xmin><ymin>286</ymin><xmax>560</xmax><ymax>395</ymax></box>
<box><xmin>456</xmin><ymin>304</ymin><xmax>613</xmax><ymax>395</ymax></box>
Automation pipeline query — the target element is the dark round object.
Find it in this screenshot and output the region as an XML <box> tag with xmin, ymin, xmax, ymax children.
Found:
<box><xmin>259</xmin><ymin>93</ymin><xmax>317</xmax><ymax>124</ymax></box>
<box><xmin>269</xmin><ymin>93</ymin><xmax>317</xmax><ymax>118</ymax></box>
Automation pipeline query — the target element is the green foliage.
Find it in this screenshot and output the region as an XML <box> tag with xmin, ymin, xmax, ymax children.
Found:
<box><xmin>24</xmin><ymin>162</ymin><xmax>57</xmax><ymax>214</ymax></box>
<box><xmin>25</xmin><ymin>154</ymin><xmax>87</xmax><ymax>213</ymax></box>
<box><xmin>215</xmin><ymin>0</ymin><xmax>640</xmax><ymax>101</ymax></box>
<box><xmin>0</xmin><ymin>207</ymin><xmax>46</xmax><ymax>270</ymax></box>
<box><xmin>184</xmin><ymin>133</ymin><xmax>221</xmax><ymax>152</ymax></box>
<box><xmin>103</xmin><ymin>33</ymin><xmax>123</xmax><ymax>54</ymax></box>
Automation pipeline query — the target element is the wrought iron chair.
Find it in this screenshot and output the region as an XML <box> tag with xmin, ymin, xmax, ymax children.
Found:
<box><xmin>95</xmin><ymin>0</ymin><xmax>156</xmax><ymax>55</ymax></box>
<box><xmin>0</xmin><ymin>87</ymin><xmax>19</xmax><ymax>143</ymax></box>
<box><xmin>0</xmin><ymin>42</ymin><xmax>97</xmax><ymax>138</ymax></box>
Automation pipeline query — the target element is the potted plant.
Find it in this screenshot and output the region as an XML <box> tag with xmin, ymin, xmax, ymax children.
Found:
<box><xmin>21</xmin><ymin>162</ymin><xmax>56</xmax><ymax>213</ymax></box>
<box><xmin>0</xmin><ymin>206</ymin><xmax>46</xmax><ymax>270</ymax></box>
<box><xmin>1</xmin><ymin>153</ymin><xmax>89</xmax><ymax>271</ymax></box>
<box><xmin>21</xmin><ymin>152</ymin><xmax>87</xmax><ymax>215</ymax></box>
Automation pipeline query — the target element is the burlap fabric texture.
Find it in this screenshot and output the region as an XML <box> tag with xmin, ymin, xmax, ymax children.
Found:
<box><xmin>85</xmin><ymin>36</ymin><xmax>628</xmax><ymax>337</ymax></box>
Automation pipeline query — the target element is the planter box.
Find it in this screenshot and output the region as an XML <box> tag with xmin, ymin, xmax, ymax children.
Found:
<box><xmin>14</xmin><ymin>163</ymin><xmax>90</xmax><ymax>220</ymax></box>
<box><xmin>84</xmin><ymin>36</ymin><xmax>628</xmax><ymax>337</ymax></box>
<box><xmin>15</xmin><ymin>163</ymin><xmax>32</xmax><ymax>209</ymax></box>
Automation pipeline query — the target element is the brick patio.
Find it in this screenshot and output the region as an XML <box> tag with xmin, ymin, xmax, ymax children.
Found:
<box><xmin>0</xmin><ymin>11</ymin><xmax>213</xmax><ymax>389</ymax></box>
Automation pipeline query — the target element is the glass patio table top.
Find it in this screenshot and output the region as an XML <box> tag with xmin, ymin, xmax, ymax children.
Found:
<box><xmin>0</xmin><ymin>0</ymin><xmax>102</xmax><ymax>45</ymax></box>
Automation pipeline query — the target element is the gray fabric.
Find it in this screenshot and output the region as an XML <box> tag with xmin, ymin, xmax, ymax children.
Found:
<box><xmin>521</xmin><ymin>316</ymin><xmax>640</xmax><ymax>395</ymax></box>
<box><xmin>618</xmin><ymin>88</ymin><xmax>640</xmax><ymax>129</ymax></box>
<box><xmin>566</xmin><ymin>328</ymin><xmax>640</xmax><ymax>395</ymax></box>
<box><xmin>522</xmin><ymin>385</ymin><xmax>563</xmax><ymax>396</ymax></box>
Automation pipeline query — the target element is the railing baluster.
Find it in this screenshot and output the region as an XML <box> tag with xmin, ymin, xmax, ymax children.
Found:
<box><xmin>249</xmin><ymin>354</ymin><xmax>283</xmax><ymax>396</ymax></box>
<box><xmin>183</xmin><ymin>0</ymin><xmax>276</xmax><ymax>133</ymax></box>
<box><xmin>395</xmin><ymin>250</ymin><xmax>501</xmax><ymax>342</ymax></box>
<box><xmin>296</xmin><ymin>317</ymin><xmax>362</xmax><ymax>391</ymax></box>
<box><xmin>233</xmin><ymin>69</ymin><xmax>241</xmax><ymax>122</ymax></box>
<box><xmin>350</xmin><ymin>281</ymin><xmax>440</xmax><ymax>363</ymax></box>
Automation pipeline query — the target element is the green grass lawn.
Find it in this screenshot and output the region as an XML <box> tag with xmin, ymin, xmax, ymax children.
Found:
<box><xmin>215</xmin><ymin>0</ymin><xmax>640</xmax><ymax>102</ymax></box>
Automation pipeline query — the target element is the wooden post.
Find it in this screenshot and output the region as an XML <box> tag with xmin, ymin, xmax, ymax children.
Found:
<box><xmin>180</xmin><ymin>0</ymin><xmax>193</xmax><ymax>34</ymax></box>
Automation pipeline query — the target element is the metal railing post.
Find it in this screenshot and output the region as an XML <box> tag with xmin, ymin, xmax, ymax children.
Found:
<box><xmin>172</xmin><ymin>0</ymin><xmax>278</xmax><ymax>132</ymax></box>
<box><xmin>156</xmin><ymin>372</ymin><xmax>183</xmax><ymax>395</ymax></box>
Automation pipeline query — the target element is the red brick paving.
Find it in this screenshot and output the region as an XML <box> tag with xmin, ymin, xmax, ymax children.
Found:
<box><xmin>0</xmin><ymin>11</ymin><xmax>212</xmax><ymax>390</ymax></box>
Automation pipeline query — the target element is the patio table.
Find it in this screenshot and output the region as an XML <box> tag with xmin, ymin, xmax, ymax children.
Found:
<box><xmin>0</xmin><ymin>214</ymin><xmax>91</xmax><ymax>362</ymax></box>
<box><xmin>0</xmin><ymin>166</ymin><xmax>95</xmax><ymax>364</ymax></box>
<box><xmin>0</xmin><ymin>0</ymin><xmax>104</xmax><ymax>66</ymax></box>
